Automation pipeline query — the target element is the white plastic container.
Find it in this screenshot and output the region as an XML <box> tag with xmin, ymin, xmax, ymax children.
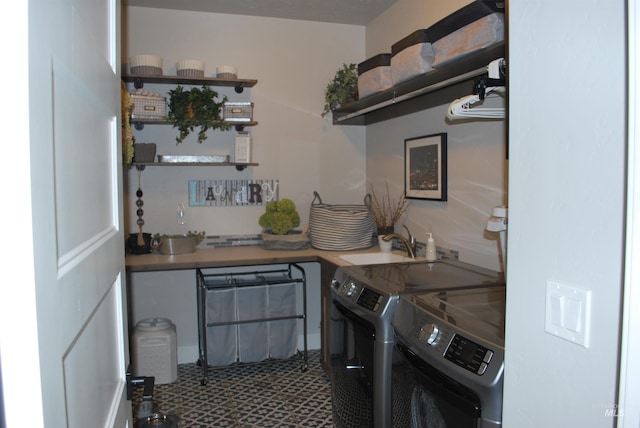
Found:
<box><xmin>132</xmin><ymin>318</ymin><xmax>177</xmax><ymax>385</ymax></box>
<box><xmin>425</xmin><ymin>233</ymin><xmax>437</xmax><ymax>261</ymax></box>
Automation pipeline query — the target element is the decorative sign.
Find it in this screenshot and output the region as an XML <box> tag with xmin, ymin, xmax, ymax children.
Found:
<box><xmin>188</xmin><ymin>179</ymin><xmax>279</xmax><ymax>207</ymax></box>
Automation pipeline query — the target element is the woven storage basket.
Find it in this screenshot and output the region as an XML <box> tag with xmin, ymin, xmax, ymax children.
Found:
<box><xmin>177</xmin><ymin>69</ymin><xmax>204</xmax><ymax>78</ymax></box>
<box><xmin>131</xmin><ymin>66</ymin><xmax>162</xmax><ymax>76</ymax></box>
<box><xmin>262</xmin><ymin>225</ymin><xmax>310</xmax><ymax>251</ymax></box>
<box><xmin>216</xmin><ymin>66</ymin><xmax>237</xmax><ymax>79</ymax></box>
<box><xmin>131</xmin><ymin>95</ymin><xmax>167</xmax><ymax>119</ymax></box>
<box><xmin>308</xmin><ymin>191</ymin><xmax>375</xmax><ymax>251</ymax></box>
<box><xmin>129</xmin><ymin>55</ymin><xmax>163</xmax><ymax>76</ymax></box>
<box><xmin>176</xmin><ymin>60</ymin><xmax>205</xmax><ymax>78</ymax></box>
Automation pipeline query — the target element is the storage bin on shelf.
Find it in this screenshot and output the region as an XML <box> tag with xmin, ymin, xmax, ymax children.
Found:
<box><xmin>176</xmin><ymin>59</ymin><xmax>205</xmax><ymax>78</ymax></box>
<box><xmin>223</xmin><ymin>102</ymin><xmax>254</xmax><ymax>122</ymax></box>
<box><xmin>129</xmin><ymin>54</ymin><xmax>163</xmax><ymax>76</ymax></box>
<box><xmin>216</xmin><ymin>65</ymin><xmax>238</xmax><ymax>79</ymax></box>
<box><xmin>390</xmin><ymin>29</ymin><xmax>435</xmax><ymax>85</ymax></box>
<box><xmin>131</xmin><ymin>94</ymin><xmax>167</xmax><ymax>120</ymax></box>
<box><xmin>357</xmin><ymin>53</ymin><xmax>393</xmax><ymax>98</ymax></box>
<box><xmin>428</xmin><ymin>0</ymin><xmax>505</xmax><ymax>68</ymax></box>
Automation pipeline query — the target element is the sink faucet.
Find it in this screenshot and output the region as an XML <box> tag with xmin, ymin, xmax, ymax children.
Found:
<box><xmin>382</xmin><ymin>225</ymin><xmax>417</xmax><ymax>259</ymax></box>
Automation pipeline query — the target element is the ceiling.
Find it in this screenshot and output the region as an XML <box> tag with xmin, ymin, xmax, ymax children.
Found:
<box><xmin>123</xmin><ymin>0</ymin><xmax>398</xmax><ymax>25</ymax></box>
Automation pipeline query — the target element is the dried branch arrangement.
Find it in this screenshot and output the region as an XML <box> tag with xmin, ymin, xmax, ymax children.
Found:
<box><xmin>369</xmin><ymin>183</ymin><xmax>409</xmax><ymax>230</ymax></box>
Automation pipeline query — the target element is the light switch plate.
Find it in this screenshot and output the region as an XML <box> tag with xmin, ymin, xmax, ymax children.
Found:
<box><xmin>545</xmin><ymin>280</ymin><xmax>591</xmax><ymax>347</ymax></box>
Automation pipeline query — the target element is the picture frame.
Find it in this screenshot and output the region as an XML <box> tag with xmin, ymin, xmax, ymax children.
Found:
<box><xmin>405</xmin><ymin>133</ymin><xmax>447</xmax><ymax>201</ymax></box>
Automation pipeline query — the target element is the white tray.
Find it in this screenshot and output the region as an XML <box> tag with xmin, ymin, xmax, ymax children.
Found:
<box><xmin>157</xmin><ymin>155</ymin><xmax>230</xmax><ymax>163</ymax></box>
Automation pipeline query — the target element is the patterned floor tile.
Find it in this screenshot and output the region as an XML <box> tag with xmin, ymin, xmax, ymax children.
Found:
<box><xmin>132</xmin><ymin>350</ymin><xmax>332</xmax><ymax>428</ymax></box>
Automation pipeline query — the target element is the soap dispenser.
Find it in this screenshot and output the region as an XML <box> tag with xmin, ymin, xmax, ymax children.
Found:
<box><xmin>425</xmin><ymin>233</ymin><xmax>437</xmax><ymax>262</ymax></box>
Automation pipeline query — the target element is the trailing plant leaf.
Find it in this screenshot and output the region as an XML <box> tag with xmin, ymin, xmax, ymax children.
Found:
<box><xmin>167</xmin><ymin>85</ymin><xmax>231</xmax><ymax>144</ymax></box>
<box><xmin>322</xmin><ymin>63</ymin><xmax>358</xmax><ymax>117</ymax></box>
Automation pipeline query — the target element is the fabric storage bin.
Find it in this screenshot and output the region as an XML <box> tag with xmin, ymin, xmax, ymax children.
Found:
<box><xmin>391</xmin><ymin>29</ymin><xmax>435</xmax><ymax>85</ymax></box>
<box><xmin>205</xmin><ymin>287</ymin><xmax>238</xmax><ymax>366</ymax></box>
<box><xmin>357</xmin><ymin>54</ymin><xmax>393</xmax><ymax>98</ymax></box>
<box><xmin>131</xmin><ymin>95</ymin><xmax>167</xmax><ymax>119</ymax></box>
<box><xmin>237</xmin><ymin>286</ymin><xmax>269</xmax><ymax>363</ymax></box>
<box><xmin>267</xmin><ymin>283</ymin><xmax>298</xmax><ymax>359</ymax></box>
<box><xmin>429</xmin><ymin>0</ymin><xmax>505</xmax><ymax>68</ymax></box>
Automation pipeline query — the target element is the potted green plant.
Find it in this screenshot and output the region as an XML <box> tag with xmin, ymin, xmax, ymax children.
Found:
<box><xmin>321</xmin><ymin>63</ymin><xmax>358</xmax><ymax>117</ymax></box>
<box><xmin>259</xmin><ymin>199</ymin><xmax>309</xmax><ymax>250</ymax></box>
<box><xmin>167</xmin><ymin>85</ymin><xmax>232</xmax><ymax>144</ymax></box>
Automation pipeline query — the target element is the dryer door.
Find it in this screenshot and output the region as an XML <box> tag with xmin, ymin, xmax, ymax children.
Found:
<box><xmin>393</xmin><ymin>342</ymin><xmax>481</xmax><ymax>428</ymax></box>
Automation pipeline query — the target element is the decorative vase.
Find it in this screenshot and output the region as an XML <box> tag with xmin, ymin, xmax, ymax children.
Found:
<box><xmin>377</xmin><ymin>226</ymin><xmax>394</xmax><ymax>252</ymax></box>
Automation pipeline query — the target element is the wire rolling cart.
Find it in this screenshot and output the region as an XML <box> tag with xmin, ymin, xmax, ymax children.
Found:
<box><xmin>196</xmin><ymin>263</ymin><xmax>308</xmax><ymax>385</ymax></box>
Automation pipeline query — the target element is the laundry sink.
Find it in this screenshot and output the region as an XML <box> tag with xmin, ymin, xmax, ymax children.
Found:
<box><xmin>339</xmin><ymin>252</ymin><xmax>416</xmax><ymax>265</ymax></box>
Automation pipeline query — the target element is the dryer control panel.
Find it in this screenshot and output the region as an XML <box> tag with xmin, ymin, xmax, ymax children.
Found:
<box><xmin>444</xmin><ymin>334</ymin><xmax>495</xmax><ymax>376</ymax></box>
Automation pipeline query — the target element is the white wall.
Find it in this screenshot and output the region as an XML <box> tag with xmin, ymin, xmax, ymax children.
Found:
<box><xmin>366</xmin><ymin>108</ymin><xmax>507</xmax><ymax>270</ymax></box>
<box><xmin>123</xmin><ymin>7</ymin><xmax>366</xmax><ymax>237</ymax></box>
<box><xmin>365</xmin><ymin>0</ymin><xmax>507</xmax><ymax>271</ymax></box>
<box><xmin>123</xmin><ymin>7</ymin><xmax>365</xmax><ymax>360</ymax></box>
<box><xmin>504</xmin><ymin>1</ymin><xmax>626</xmax><ymax>427</ymax></box>
<box><xmin>366</xmin><ymin>0</ymin><xmax>472</xmax><ymax>57</ymax></box>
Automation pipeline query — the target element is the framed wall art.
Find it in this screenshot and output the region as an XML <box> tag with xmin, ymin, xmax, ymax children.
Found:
<box><xmin>405</xmin><ymin>133</ymin><xmax>447</xmax><ymax>201</ymax></box>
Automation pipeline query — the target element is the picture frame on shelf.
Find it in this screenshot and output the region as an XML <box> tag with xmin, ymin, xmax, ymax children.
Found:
<box><xmin>405</xmin><ymin>133</ymin><xmax>447</xmax><ymax>201</ymax></box>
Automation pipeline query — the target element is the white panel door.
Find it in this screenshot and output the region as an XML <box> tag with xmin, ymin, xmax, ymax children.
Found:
<box><xmin>24</xmin><ymin>0</ymin><xmax>131</xmax><ymax>426</ymax></box>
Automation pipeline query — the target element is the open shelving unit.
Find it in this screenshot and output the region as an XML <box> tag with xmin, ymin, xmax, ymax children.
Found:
<box><xmin>332</xmin><ymin>43</ymin><xmax>505</xmax><ymax>126</ymax></box>
<box><xmin>123</xmin><ymin>73</ymin><xmax>259</xmax><ymax>170</ymax></box>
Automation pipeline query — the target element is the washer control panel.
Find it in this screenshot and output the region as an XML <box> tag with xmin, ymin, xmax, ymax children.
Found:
<box><xmin>331</xmin><ymin>277</ymin><xmax>384</xmax><ymax>313</ymax></box>
<box><xmin>444</xmin><ymin>334</ymin><xmax>495</xmax><ymax>376</ymax></box>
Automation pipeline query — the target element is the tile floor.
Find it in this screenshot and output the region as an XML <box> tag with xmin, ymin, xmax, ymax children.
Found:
<box><xmin>132</xmin><ymin>351</ymin><xmax>333</xmax><ymax>428</ymax></box>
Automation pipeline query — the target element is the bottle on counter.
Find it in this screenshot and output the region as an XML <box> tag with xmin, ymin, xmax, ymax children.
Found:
<box><xmin>425</xmin><ymin>233</ymin><xmax>437</xmax><ymax>262</ymax></box>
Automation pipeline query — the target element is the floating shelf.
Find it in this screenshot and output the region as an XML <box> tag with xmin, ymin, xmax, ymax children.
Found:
<box><xmin>130</xmin><ymin>118</ymin><xmax>258</xmax><ymax>132</ymax></box>
<box><xmin>122</xmin><ymin>74</ymin><xmax>257</xmax><ymax>93</ymax></box>
<box><xmin>131</xmin><ymin>162</ymin><xmax>259</xmax><ymax>171</ymax></box>
<box><xmin>332</xmin><ymin>43</ymin><xmax>505</xmax><ymax>125</ymax></box>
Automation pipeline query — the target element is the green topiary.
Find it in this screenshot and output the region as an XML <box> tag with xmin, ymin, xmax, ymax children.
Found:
<box><xmin>258</xmin><ymin>198</ymin><xmax>301</xmax><ymax>235</ymax></box>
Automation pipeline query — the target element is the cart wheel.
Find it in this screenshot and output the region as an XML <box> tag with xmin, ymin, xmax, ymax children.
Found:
<box><xmin>301</xmin><ymin>364</ymin><xmax>308</xmax><ymax>372</ymax></box>
<box><xmin>200</xmin><ymin>378</ymin><xmax>208</xmax><ymax>386</ymax></box>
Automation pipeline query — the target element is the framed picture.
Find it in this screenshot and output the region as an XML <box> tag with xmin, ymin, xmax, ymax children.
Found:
<box><xmin>405</xmin><ymin>133</ymin><xmax>447</xmax><ymax>201</ymax></box>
